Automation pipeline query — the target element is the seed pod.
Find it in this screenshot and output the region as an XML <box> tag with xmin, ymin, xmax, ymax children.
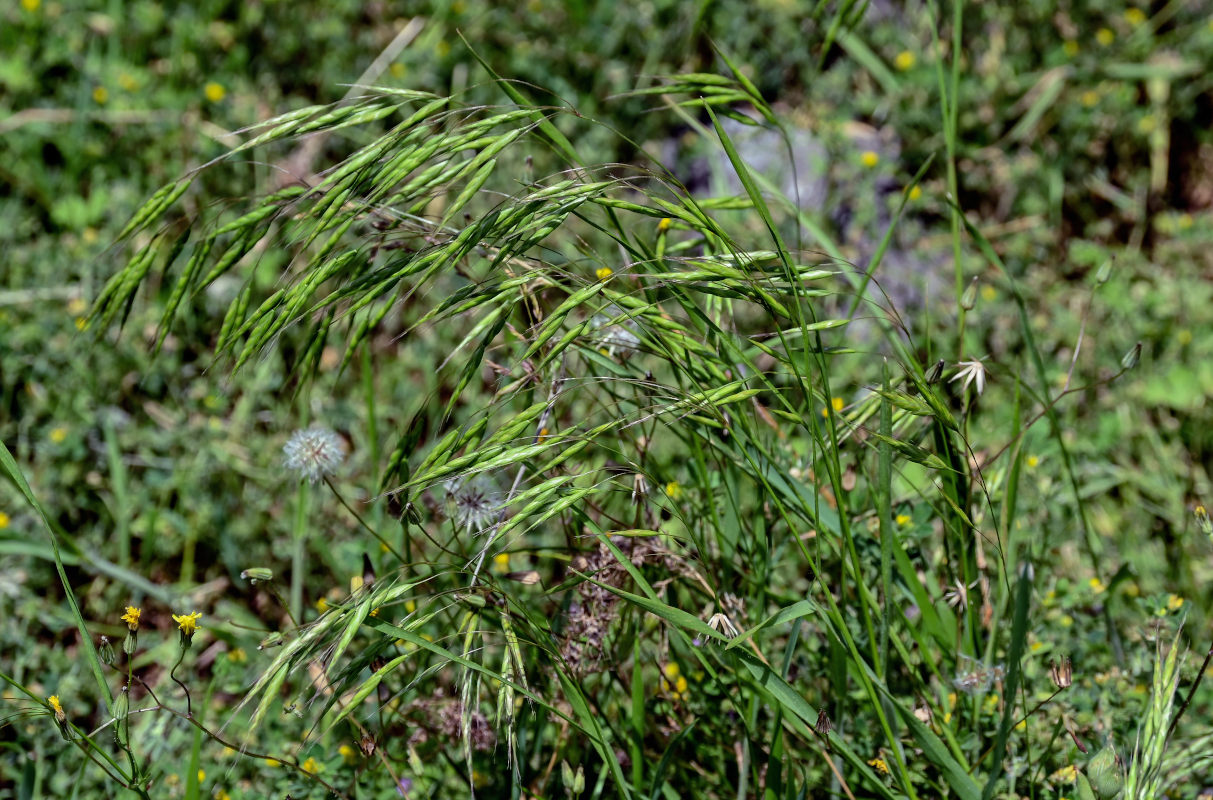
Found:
<box><xmin>1121</xmin><ymin>342</ymin><xmax>1141</xmax><ymax>371</ymax></box>
<box><xmin>240</xmin><ymin>568</ymin><xmax>274</xmax><ymax>584</ymax></box>
<box><xmin>961</xmin><ymin>277</ymin><xmax>978</xmax><ymax>311</ymax></box>
<box><xmin>1086</xmin><ymin>745</ymin><xmax>1123</xmax><ymax>800</ymax></box>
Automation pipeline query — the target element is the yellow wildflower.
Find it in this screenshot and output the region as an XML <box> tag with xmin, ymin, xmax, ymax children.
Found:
<box><xmin>868</xmin><ymin>757</ymin><xmax>890</xmax><ymax>775</ymax></box>
<box><xmin>118</xmin><ymin>73</ymin><xmax>138</xmax><ymax>91</ymax></box>
<box><xmin>0</xmin><ymin>512</ymin><xmax>9</xmax><ymax>529</ymax></box>
<box><xmin>1167</xmin><ymin>594</ymin><xmax>1184</xmax><ymax>612</ymax></box>
<box><xmin>21</xmin><ymin>0</ymin><xmax>40</xmax><ymax>11</ymax></box>
<box><xmin>1060</xmin><ymin>614</ymin><xmax>1074</xmax><ymax>627</ymax></box>
<box><xmin>980</xmin><ymin>285</ymin><xmax>996</xmax><ymax>301</ymax></box>
<box><xmin>197</xmin><ymin>769</ymin><xmax>206</xmax><ymax>782</ymax></box>
<box><xmin>1123</xmin><ymin>7</ymin><xmax>1146</xmax><ymax>26</ymax></box>
<box><xmin>302</xmin><ymin>757</ymin><xmax>321</xmax><ymax>773</ymax></box>
<box><xmin>860</xmin><ymin>150</ymin><xmax>880</xmax><ymax>168</ymax></box>
<box><xmin>215</xmin><ymin>791</ymin><xmax>231</xmax><ymax>800</ymax></box>
<box><xmin>1026</xmin><ymin>455</ymin><xmax>1039</xmax><ymax>468</ymax></box>
<box><xmin>265</xmin><ymin>758</ymin><xmax>281</xmax><ymax>767</ymax></box>
<box><xmin>75</xmin><ymin>317</ymin><xmax>87</xmax><ymax>331</ymax></box>
<box><xmin>1096</xmin><ymin>28</ymin><xmax>1115</xmax><ymax>46</ymax></box>
<box><xmin>339</xmin><ymin>744</ymin><xmax>357</xmax><ymax>765</ymax></box>
<box><xmin>204</xmin><ymin>82</ymin><xmax>226</xmax><ymax>103</ymax></box>
<box><xmin>49</xmin><ymin>427</ymin><xmax>68</xmax><ymax>444</ymax></box>
<box><xmin>674</xmin><ymin>675</ymin><xmax>688</xmax><ymax>695</ymax></box>
<box><xmin>894</xmin><ymin>51</ymin><xmax>916</xmax><ymax>71</ymax></box>
<box><xmin>315</xmin><ymin>597</ymin><xmax>329</xmax><ymax>613</ymax></box>
<box><xmin>173</xmin><ymin>611</ymin><xmax>202</xmax><ymax>636</ymax></box>
<box><xmin>664</xmin><ymin>481</ymin><xmax>683</xmax><ymax>500</ymax></box>
<box><xmin>664</xmin><ymin>662</ymin><xmax>680</xmax><ymax>679</ymax></box>
<box><xmin>121</xmin><ymin>606</ymin><xmax>141</xmax><ymax>631</ymax></box>
<box><xmin>493</xmin><ymin>552</ymin><xmax>510</xmax><ymax>571</ymax></box>
<box><xmin>822</xmin><ymin>396</ymin><xmax>845</xmax><ymax>417</ymax></box>
<box><xmin>389</xmin><ymin>62</ymin><xmax>406</xmax><ymax>79</ymax></box>
<box><xmin>658</xmin><ymin>217</ymin><xmax>672</xmax><ymax>232</ymax></box>
<box><xmin>1080</xmin><ymin>90</ymin><xmax>1099</xmax><ymax>108</ymax></box>
<box><xmin>895</xmin><ymin>514</ymin><xmax>911</xmax><ymax>526</ymax></box>
<box><xmin>908</xmin><ymin>185</ymin><xmax>922</xmax><ymax>201</ymax></box>
<box><xmin>405</xmin><ymin>599</ymin><xmax>417</xmax><ymax>614</ymax></box>
<box><xmin>226</xmin><ymin>648</ymin><xmax>247</xmax><ymax>663</ymax></box>
<box><xmin>1051</xmin><ymin>764</ymin><xmax>1078</xmax><ymax>783</ymax></box>
<box><xmin>1088</xmin><ymin>577</ymin><xmax>1106</xmax><ymax>594</ymax></box>
<box><xmin>67</xmin><ymin>297</ymin><xmax>87</xmax><ymax>315</ymax></box>
<box><xmin>595</xmin><ymin>266</ymin><xmax>613</xmax><ymax>281</ymax></box>
<box><xmin>92</xmin><ymin>86</ymin><xmax>108</xmax><ymax>105</ymax></box>
<box><xmin>48</xmin><ymin>695</ymin><xmax>65</xmax><ymax>722</ymax></box>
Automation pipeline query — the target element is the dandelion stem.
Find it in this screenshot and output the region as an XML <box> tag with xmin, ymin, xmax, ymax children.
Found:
<box><xmin>290</xmin><ymin>480</ymin><xmax>309</xmax><ymax>623</ymax></box>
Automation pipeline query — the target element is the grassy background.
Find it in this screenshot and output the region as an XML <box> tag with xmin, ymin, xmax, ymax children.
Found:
<box><xmin>3</xmin><ymin>1</ymin><xmax>1213</xmax><ymax>798</ymax></box>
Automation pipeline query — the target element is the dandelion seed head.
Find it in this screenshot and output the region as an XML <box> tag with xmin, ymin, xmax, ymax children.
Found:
<box><xmin>283</xmin><ymin>426</ymin><xmax>347</xmax><ymax>483</ymax></box>
<box><xmin>444</xmin><ymin>476</ymin><xmax>499</xmax><ymax>535</ymax></box>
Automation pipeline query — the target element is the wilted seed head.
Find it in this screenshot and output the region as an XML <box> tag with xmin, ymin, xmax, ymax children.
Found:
<box><xmin>1120</xmin><ymin>341</ymin><xmax>1141</xmax><ymax>371</ymax></box>
<box><xmin>960</xmin><ymin>277</ymin><xmax>978</xmax><ymax>311</ymax></box>
<box><xmin>283</xmin><ymin>426</ymin><xmax>347</xmax><ymax>483</ymax></box>
<box><xmin>444</xmin><ymin>476</ymin><xmax>499</xmax><ymax>535</ymax></box>
<box><xmin>1050</xmin><ymin>655</ymin><xmax>1073</xmax><ymax>689</ymax></box>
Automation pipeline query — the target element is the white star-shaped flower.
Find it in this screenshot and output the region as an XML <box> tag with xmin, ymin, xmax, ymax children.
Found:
<box><xmin>950</xmin><ymin>360</ymin><xmax>988</xmax><ymax>395</ymax></box>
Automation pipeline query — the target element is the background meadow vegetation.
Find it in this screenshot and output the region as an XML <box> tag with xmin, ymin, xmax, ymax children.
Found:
<box><xmin>3</xmin><ymin>1</ymin><xmax>1213</xmax><ymax>798</ymax></box>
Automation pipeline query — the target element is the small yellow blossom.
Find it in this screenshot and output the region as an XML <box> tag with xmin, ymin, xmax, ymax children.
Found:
<box><xmin>1063</xmin><ymin>39</ymin><xmax>1079</xmax><ymax>57</ymax></box>
<box><xmin>215</xmin><ymin>790</ymin><xmax>231</xmax><ymax>800</ymax></box>
<box><xmin>1015</xmin><ymin>718</ymin><xmax>1027</xmax><ymax>732</ymax></box>
<box><xmin>493</xmin><ymin>552</ymin><xmax>510</xmax><ymax>571</ymax></box>
<box><xmin>894</xmin><ymin>51</ymin><xmax>916</xmax><ymax>71</ymax></box>
<box><xmin>658</xmin><ymin>217</ymin><xmax>672</xmax><ymax>232</ymax></box>
<box><xmin>664</xmin><ymin>662</ymin><xmax>680</xmax><ymax>679</ymax></box>
<box><xmin>389</xmin><ymin>62</ymin><xmax>406</xmax><ymax>79</ymax></box>
<box><xmin>197</xmin><ymin>769</ymin><xmax>206</xmax><ymax>782</ymax></box>
<box><xmin>368</xmin><ymin>607</ymin><xmax>380</xmax><ymax>617</ymax></box>
<box><xmin>121</xmin><ymin>606</ymin><xmax>141</xmax><ymax>631</ymax></box>
<box><xmin>896</xmin><ymin>514</ymin><xmax>911</xmax><ymax>526</ymax></box>
<box><xmin>226</xmin><ymin>648</ymin><xmax>247</xmax><ymax>663</ymax></box>
<box><xmin>1123</xmin><ymin>581</ymin><xmax>1140</xmax><ymax>598</ymax></box>
<box><xmin>821</xmin><ymin>396</ymin><xmax>845</xmax><ymax>417</ymax></box>
<box><xmin>1176</xmin><ymin>329</ymin><xmax>1193</xmax><ymax>347</ymax></box>
<box><xmin>1050</xmin><ymin>764</ymin><xmax>1078</xmax><ymax>784</ymax></box>
<box><xmin>868</xmin><ymin>757</ymin><xmax>890</xmax><ymax>775</ymax></box>
<box><xmin>49</xmin><ymin>427</ymin><xmax>68</xmax><ymax>444</ymax></box>
<box><xmin>980</xmin><ymin>285</ymin><xmax>996</xmax><ymax>301</ymax></box>
<box><xmin>302</xmin><ymin>757</ymin><xmax>321</xmax><ymax>773</ymax></box>
<box><xmin>204</xmin><ymin>82</ymin><xmax>226</xmax><ymax>103</ymax></box>
<box><xmin>1096</xmin><ymin>28</ymin><xmax>1115</xmax><ymax>46</ymax></box>
<box><xmin>595</xmin><ymin>266</ymin><xmax>613</xmax><ymax>281</ymax></box>
<box><xmin>339</xmin><ymin>744</ymin><xmax>357</xmax><ymax>764</ymax></box>
<box><xmin>1123</xmin><ymin>7</ymin><xmax>1146</xmax><ymax>26</ymax></box>
<box><xmin>118</xmin><ymin>73</ymin><xmax>138</xmax><ymax>91</ymax></box>
<box><xmin>405</xmin><ymin>599</ymin><xmax>417</xmax><ymax>614</ymax></box>
<box><xmin>67</xmin><ymin>297</ymin><xmax>87</xmax><ymax>315</ymax></box>
<box><xmin>173</xmin><ymin>611</ymin><xmax>202</xmax><ymax>636</ymax></box>
<box><xmin>1088</xmin><ymin>577</ymin><xmax>1106</xmax><ymax>595</ymax></box>
<box><xmin>1060</xmin><ymin>613</ymin><xmax>1074</xmax><ymax>627</ymax></box>
<box><xmin>315</xmin><ymin>597</ymin><xmax>329</xmax><ymax>613</ymax></box>
<box><xmin>908</xmin><ymin>185</ymin><xmax>922</xmax><ymax>201</ymax></box>
<box><xmin>1081</xmin><ymin>90</ymin><xmax>1100</xmax><ymax>108</ymax></box>
<box><xmin>674</xmin><ymin>675</ymin><xmax>688</xmax><ymax>695</ymax></box>
<box><xmin>1167</xmin><ymin>594</ymin><xmax>1184</xmax><ymax>612</ymax></box>
<box><xmin>1027</xmin><ymin>455</ymin><xmax>1039</xmax><ymax>468</ymax></box>
<box><xmin>0</xmin><ymin>512</ymin><xmax>9</xmax><ymax>529</ymax></box>
<box><xmin>860</xmin><ymin>150</ymin><xmax>880</xmax><ymax>168</ymax></box>
<box><xmin>48</xmin><ymin>695</ymin><xmax>65</xmax><ymax>722</ymax></box>
<box><xmin>665</xmin><ymin>481</ymin><xmax>683</xmax><ymax>500</ymax></box>
<box><xmin>92</xmin><ymin>86</ymin><xmax>109</xmax><ymax>104</ymax></box>
<box><xmin>21</xmin><ymin>0</ymin><xmax>41</xmax><ymax>11</ymax></box>
<box><xmin>74</xmin><ymin>317</ymin><xmax>87</xmax><ymax>331</ymax></box>
<box><xmin>1030</xmin><ymin>640</ymin><xmax>1044</xmax><ymax>653</ymax></box>
<box><xmin>265</xmin><ymin>758</ymin><xmax>281</xmax><ymax>767</ymax></box>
